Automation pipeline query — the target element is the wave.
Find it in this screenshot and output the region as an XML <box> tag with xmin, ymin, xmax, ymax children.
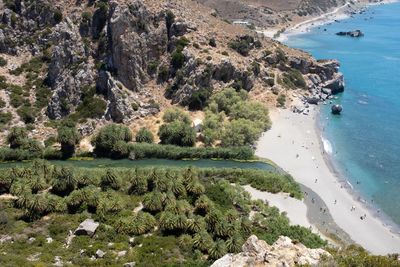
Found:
<box><xmin>321</xmin><ymin>137</ymin><xmax>333</xmax><ymax>155</ymax></box>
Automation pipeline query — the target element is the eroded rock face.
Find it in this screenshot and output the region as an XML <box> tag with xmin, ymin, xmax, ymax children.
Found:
<box><xmin>211</xmin><ymin>235</ymin><xmax>330</xmax><ymax>267</ymax></box>
<box><xmin>47</xmin><ymin>18</ymin><xmax>95</xmax><ymax>119</ymax></box>
<box><xmin>107</xmin><ymin>0</ymin><xmax>168</xmax><ymax>92</ymax></box>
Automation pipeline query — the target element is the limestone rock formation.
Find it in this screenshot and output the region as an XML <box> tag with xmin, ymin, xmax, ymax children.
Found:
<box><xmin>47</xmin><ymin>18</ymin><xmax>95</xmax><ymax>119</ymax></box>
<box><xmin>211</xmin><ymin>235</ymin><xmax>330</xmax><ymax>267</ymax></box>
<box><xmin>336</xmin><ymin>30</ymin><xmax>364</xmax><ymax>37</ymax></box>
<box><xmin>74</xmin><ymin>219</ymin><xmax>99</xmax><ymax>237</ymax></box>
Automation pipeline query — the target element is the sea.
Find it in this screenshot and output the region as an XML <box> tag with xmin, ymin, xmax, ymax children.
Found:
<box><xmin>284</xmin><ymin>2</ymin><xmax>400</xmax><ymax>227</ymax></box>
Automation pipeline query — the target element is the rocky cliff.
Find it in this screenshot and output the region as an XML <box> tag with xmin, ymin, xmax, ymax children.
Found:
<box><xmin>211</xmin><ymin>235</ymin><xmax>330</xmax><ymax>267</ymax></box>
<box><xmin>0</xmin><ymin>0</ymin><xmax>344</xmax><ymax>141</ymax></box>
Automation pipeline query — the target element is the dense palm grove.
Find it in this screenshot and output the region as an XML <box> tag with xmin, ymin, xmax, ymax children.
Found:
<box><xmin>0</xmin><ymin>160</ymin><xmax>326</xmax><ymax>266</ymax></box>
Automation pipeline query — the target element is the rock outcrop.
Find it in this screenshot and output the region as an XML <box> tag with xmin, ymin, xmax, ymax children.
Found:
<box><xmin>211</xmin><ymin>235</ymin><xmax>330</xmax><ymax>267</ymax></box>
<box><xmin>74</xmin><ymin>219</ymin><xmax>99</xmax><ymax>237</ymax></box>
<box><xmin>47</xmin><ymin>18</ymin><xmax>95</xmax><ymax>119</ymax></box>
<box><xmin>336</xmin><ymin>30</ymin><xmax>364</xmax><ymax>37</ymax></box>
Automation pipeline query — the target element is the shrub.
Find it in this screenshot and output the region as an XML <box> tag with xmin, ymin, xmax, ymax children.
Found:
<box><xmin>17</xmin><ymin>105</ymin><xmax>36</xmax><ymax>124</ymax></box>
<box><xmin>7</xmin><ymin>127</ymin><xmax>28</xmax><ymax>149</ymax></box>
<box><xmin>186</xmin><ymin>88</ymin><xmax>212</xmax><ymax>110</ymax></box>
<box><xmin>53</xmin><ymin>10</ymin><xmax>63</xmax><ymax>24</ymax></box>
<box><xmin>171</xmin><ymin>50</ymin><xmax>185</xmax><ymax>69</ymax></box>
<box><xmin>229</xmin><ymin>35</ymin><xmax>260</xmax><ymax>56</ymax></box>
<box><xmin>221</xmin><ymin>119</ymin><xmax>262</xmax><ymax>147</ymax></box>
<box><xmin>92</xmin><ymin>124</ymin><xmax>132</xmax><ymax>158</ymax></box>
<box><xmin>158</xmin><ymin>121</ymin><xmax>196</xmax><ymax>147</ymax></box>
<box><xmin>281</xmin><ymin>69</ymin><xmax>306</xmax><ymax>89</ymax></box>
<box><xmin>277</xmin><ymin>94</ymin><xmax>286</xmax><ymax>107</ymax></box>
<box><xmin>135</xmin><ymin>128</ymin><xmax>154</xmax><ymax>144</ymax></box>
<box><xmin>0</xmin><ymin>56</ymin><xmax>7</xmax><ymax>67</ymax></box>
<box><xmin>163</xmin><ymin>108</ymin><xmax>191</xmax><ymax>124</ymax></box>
<box><xmin>209</xmin><ymin>38</ymin><xmax>217</xmax><ymax>47</ymax></box>
<box><xmin>81</xmin><ymin>11</ymin><xmax>92</xmax><ymax>22</ymax></box>
<box><xmin>0</xmin><ymin>112</ymin><xmax>12</xmax><ymax>125</ymax></box>
<box><xmin>57</xmin><ymin>124</ymin><xmax>81</xmax><ymax>159</ymax></box>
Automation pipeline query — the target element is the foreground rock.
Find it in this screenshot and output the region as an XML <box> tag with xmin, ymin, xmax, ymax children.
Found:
<box><xmin>211</xmin><ymin>235</ymin><xmax>330</xmax><ymax>267</ymax></box>
<box><xmin>74</xmin><ymin>219</ymin><xmax>99</xmax><ymax>237</ymax></box>
<box><xmin>331</xmin><ymin>104</ymin><xmax>343</xmax><ymax>115</ymax></box>
<box><xmin>336</xmin><ymin>30</ymin><xmax>364</xmax><ymax>37</ymax></box>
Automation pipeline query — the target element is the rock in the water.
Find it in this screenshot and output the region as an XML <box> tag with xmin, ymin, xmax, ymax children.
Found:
<box><xmin>74</xmin><ymin>219</ymin><xmax>99</xmax><ymax>237</ymax></box>
<box><xmin>336</xmin><ymin>30</ymin><xmax>364</xmax><ymax>37</ymax></box>
<box><xmin>211</xmin><ymin>235</ymin><xmax>330</xmax><ymax>267</ymax></box>
<box><xmin>331</xmin><ymin>104</ymin><xmax>343</xmax><ymax>115</ymax></box>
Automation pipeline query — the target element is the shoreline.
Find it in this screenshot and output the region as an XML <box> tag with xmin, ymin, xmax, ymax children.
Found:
<box><xmin>316</xmin><ymin>112</ymin><xmax>400</xmax><ymax>238</ymax></box>
<box><xmin>256</xmin><ymin>107</ymin><xmax>400</xmax><ymax>255</ymax></box>
<box><xmin>260</xmin><ymin>0</ymin><xmax>399</xmax><ymax>41</ymax></box>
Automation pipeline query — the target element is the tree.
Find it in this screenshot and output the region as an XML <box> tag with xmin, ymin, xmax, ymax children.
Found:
<box><xmin>209</xmin><ymin>88</ymin><xmax>247</xmax><ymax>114</ymax></box>
<box><xmin>162</xmin><ymin>108</ymin><xmax>191</xmax><ymax>124</ymax></box>
<box><xmin>192</xmin><ymin>230</ymin><xmax>214</xmax><ymax>252</ymax></box>
<box><xmin>57</xmin><ymin>125</ymin><xmax>81</xmax><ymax>158</ymax></box>
<box><xmin>7</xmin><ymin>127</ymin><xmax>28</xmax><ymax>149</ymax></box>
<box><xmin>100</xmin><ymin>169</ymin><xmax>121</xmax><ymax>191</ymax></box>
<box><xmin>221</xmin><ymin>119</ymin><xmax>262</xmax><ymax>147</ymax></box>
<box><xmin>230</xmin><ymin>101</ymin><xmax>271</xmax><ymax>130</ymax></box>
<box><xmin>209</xmin><ymin>239</ymin><xmax>228</xmax><ymax>260</ymax></box>
<box><xmin>142</xmin><ymin>191</ymin><xmax>165</xmax><ymax>212</ymax></box>
<box><xmin>51</xmin><ymin>167</ymin><xmax>76</xmax><ymax>196</ymax></box>
<box><xmin>226</xmin><ymin>233</ymin><xmax>244</xmax><ymax>253</ymax></box>
<box><xmin>135</xmin><ymin>128</ymin><xmax>154</xmax><ymax>144</ymax></box>
<box><xmin>92</xmin><ymin>124</ymin><xmax>132</xmax><ymax>158</ymax></box>
<box><xmin>158</xmin><ymin>121</ymin><xmax>196</xmax><ymax>147</ymax></box>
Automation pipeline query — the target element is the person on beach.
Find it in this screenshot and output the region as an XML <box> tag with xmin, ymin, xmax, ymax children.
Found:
<box><xmin>334</xmin><ymin>199</ymin><xmax>337</xmax><ymax>204</ymax></box>
<box><xmin>315</xmin><ymin>178</ymin><xmax>318</xmax><ymax>183</ymax></box>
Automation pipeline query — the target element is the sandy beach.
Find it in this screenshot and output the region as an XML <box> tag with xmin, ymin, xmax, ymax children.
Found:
<box><xmin>256</xmin><ymin>107</ymin><xmax>400</xmax><ymax>255</ymax></box>
<box><xmin>261</xmin><ymin>0</ymin><xmax>399</xmax><ymax>41</ymax></box>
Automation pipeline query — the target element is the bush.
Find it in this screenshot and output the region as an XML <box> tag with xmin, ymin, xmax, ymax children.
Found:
<box><xmin>171</xmin><ymin>50</ymin><xmax>185</xmax><ymax>69</ymax></box>
<box><xmin>281</xmin><ymin>69</ymin><xmax>306</xmax><ymax>89</ymax></box>
<box><xmin>0</xmin><ymin>56</ymin><xmax>7</xmax><ymax>67</ymax></box>
<box><xmin>221</xmin><ymin>119</ymin><xmax>262</xmax><ymax>147</ymax></box>
<box><xmin>277</xmin><ymin>94</ymin><xmax>286</xmax><ymax>107</ymax></box>
<box><xmin>158</xmin><ymin>121</ymin><xmax>196</xmax><ymax>147</ymax></box>
<box><xmin>0</xmin><ymin>112</ymin><xmax>12</xmax><ymax>125</ymax></box>
<box><xmin>163</xmin><ymin>108</ymin><xmax>191</xmax><ymax>124</ymax></box>
<box><xmin>186</xmin><ymin>88</ymin><xmax>212</xmax><ymax>110</ymax></box>
<box><xmin>135</xmin><ymin>128</ymin><xmax>154</xmax><ymax>144</ymax></box>
<box><xmin>7</xmin><ymin>127</ymin><xmax>28</xmax><ymax>149</ymax></box>
<box><xmin>92</xmin><ymin>124</ymin><xmax>132</xmax><ymax>158</ymax></box>
<box><xmin>209</xmin><ymin>38</ymin><xmax>217</xmax><ymax>47</ymax></box>
<box><xmin>229</xmin><ymin>35</ymin><xmax>260</xmax><ymax>56</ymax></box>
<box><xmin>53</xmin><ymin>10</ymin><xmax>63</xmax><ymax>24</ymax></box>
<box><xmin>57</xmin><ymin>125</ymin><xmax>81</xmax><ymax>159</ymax></box>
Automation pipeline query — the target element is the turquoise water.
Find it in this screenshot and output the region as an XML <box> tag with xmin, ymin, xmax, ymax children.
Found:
<box><xmin>285</xmin><ymin>3</ymin><xmax>400</xmax><ymax>225</ymax></box>
<box><xmin>0</xmin><ymin>158</ymin><xmax>277</xmax><ymax>171</ymax></box>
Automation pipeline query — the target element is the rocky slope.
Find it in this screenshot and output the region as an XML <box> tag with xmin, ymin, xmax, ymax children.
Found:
<box><xmin>0</xmin><ymin>0</ymin><xmax>344</xmax><ymax>143</ymax></box>
<box><xmin>211</xmin><ymin>235</ymin><xmax>330</xmax><ymax>267</ymax></box>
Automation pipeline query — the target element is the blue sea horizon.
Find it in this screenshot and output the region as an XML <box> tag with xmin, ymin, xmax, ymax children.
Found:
<box><xmin>285</xmin><ymin>2</ymin><xmax>400</xmax><ymax>227</ymax></box>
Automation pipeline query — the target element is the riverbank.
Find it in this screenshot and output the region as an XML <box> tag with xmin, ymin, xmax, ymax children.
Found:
<box><xmin>256</xmin><ymin>107</ymin><xmax>400</xmax><ymax>255</ymax></box>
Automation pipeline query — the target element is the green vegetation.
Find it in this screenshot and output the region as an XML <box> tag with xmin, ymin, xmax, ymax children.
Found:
<box><xmin>0</xmin><ymin>112</ymin><xmax>12</xmax><ymax>125</ymax></box>
<box><xmin>0</xmin><ymin>56</ymin><xmax>7</xmax><ymax>67</ymax></box>
<box><xmin>203</xmin><ymin>88</ymin><xmax>271</xmax><ymax>147</ymax></box>
<box><xmin>91</xmin><ymin>124</ymin><xmax>133</xmax><ymax>158</ymax></box>
<box><xmin>0</xmin><ymin>161</ymin><xmax>321</xmax><ymax>266</ymax></box>
<box><xmin>135</xmin><ymin>128</ymin><xmax>154</xmax><ymax>144</ymax></box>
<box><xmin>57</xmin><ymin>122</ymin><xmax>81</xmax><ymax>159</ymax></box>
<box><xmin>280</xmin><ymin>69</ymin><xmax>307</xmax><ymax>90</ymax></box>
<box><xmin>229</xmin><ymin>35</ymin><xmax>262</xmax><ymax>56</ymax></box>
<box><xmin>158</xmin><ymin>108</ymin><xmax>196</xmax><ymax>147</ymax></box>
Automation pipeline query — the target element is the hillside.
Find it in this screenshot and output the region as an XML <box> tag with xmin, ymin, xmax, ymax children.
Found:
<box><xmin>0</xmin><ymin>0</ymin><xmax>343</xmax><ymax>150</ymax></box>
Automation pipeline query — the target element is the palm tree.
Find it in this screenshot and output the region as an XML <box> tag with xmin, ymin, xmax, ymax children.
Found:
<box><xmin>165</xmin><ymin>199</ymin><xmax>191</xmax><ymax>215</ymax></box>
<box><xmin>205</xmin><ymin>209</ymin><xmax>223</xmax><ymax>232</ymax></box>
<box><xmin>28</xmin><ymin>175</ymin><xmax>47</xmax><ymax>194</ymax></box>
<box><xmin>77</xmin><ymin>174</ymin><xmax>92</xmax><ymax>189</ymax></box>
<box><xmin>163</xmin><ymin>191</ymin><xmax>177</xmax><ymax>207</ymax></box>
<box><xmin>52</xmin><ymin>167</ymin><xmax>76</xmax><ymax>196</ymax></box>
<box><xmin>0</xmin><ymin>172</ymin><xmax>13</xmax><ymax>194</ymax></box>
<box><xmin>182</xmin><ymin>167</ymin><xmax>198</xmax><ymax>184</ymax></box>
<box><xmin>10</xmin><ymin>181</ymin><xmax>31</xmax><ymax>197</ymax></box>
<box><xmin>25</xmin><ymin>194</ymin><xmax>48</xmax><ymax>220</ymax></box>
<box><xmin>66</xmin><ymin>189</ymin><xmax>85</xmax><ymax>212</ymax></box>
<box><xmin>170</xmin><ymin>177</ymin><xmax>186</xmax><ymax>198</ymax></box>
<box><xmin>209</xmin><ymin>239</ymin><xmax>228</xmax><ymax>260</ymax></box>
<box><xmin>100</xmin><ymin>169</ymin><xmax>121</xmax><ymax>191</ymax></box>
<box><xmin>186</xmin><ymin>215</ymin><xmax>206</xmax><ymax>234</ymax></box>
<box><xmin>128</xmin><ymin>169</ymin><xmax>148</xmax><ymax>195</ymax></box>
<box><xmin>192</xmin><ymin>230</ymin><xmax>214</xmax><ymax>252</ymax></box>
<box><xmin>142</xmin><ymin>191</ymin><xmax>165</xmax><ymax>212</ymax></box>
<box><xmin>178</xmin><ymin>234</ymin><xmax>193</xmax><ymax>249</ymax></box>
<box><xmin>226</xmin><ymin>233</ymin><xmax>244</xmax><ymax>253</ymax></box>
<box><xmin>186</xmin><ymin>181</ymin><xmax>205</xmax><ymax>196</ymax></box>
<box><xmin>194</xmin><ymin>195</ymin><xmax>214</xmax><ymax>215</ymax></box>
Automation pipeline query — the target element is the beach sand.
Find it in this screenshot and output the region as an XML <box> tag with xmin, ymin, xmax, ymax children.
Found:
<box><xmin>256</xmin><ymin>107</ymin><xmax>400</xmax><ymax>255</ymax></box>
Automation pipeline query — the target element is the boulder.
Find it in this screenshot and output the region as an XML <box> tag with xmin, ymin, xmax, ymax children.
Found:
<box><xmin>74</xmin><ymin>219</ymin><xmax>99</xmax><ymax>237</ymax></box>
<box><xmin>96</xmin><ymin>249</ymin><xmax>106</xmax><ymax>259</ymax></box>
<box><xmin>307</xmin><ymin>96</ymin><xmax>320</xmax><ymax>105</ymax></box>
<box><xmin>331</xmin><ymin>104</ymin><xmax>343</xmax><ymax>115</ymax></box>
<box><xmin>211</xmin><ymin>235</ymin><xmax>330</xmax><ymax>267</ymax></box>
<box><xmin>123</xmin><ymin>262</ymin><xmax>136</xmax><ymax>267</ymax></box>
<box><xmin>336</xmin><ymin>30</ymin><xmax>364</xmax><ymax>37</ymax></box>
